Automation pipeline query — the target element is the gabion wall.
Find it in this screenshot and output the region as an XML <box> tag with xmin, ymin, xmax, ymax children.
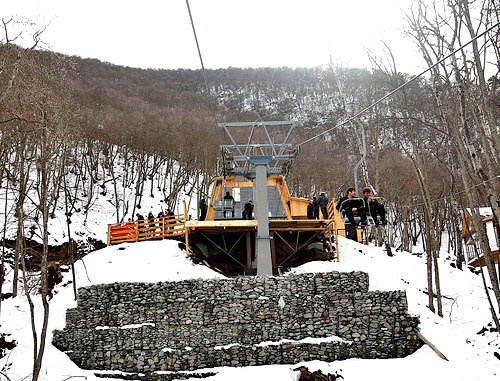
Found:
<box><xmin>53</xmin><ymin>272</ymin><xmax>422</xmax><ymax>372</ymax></box>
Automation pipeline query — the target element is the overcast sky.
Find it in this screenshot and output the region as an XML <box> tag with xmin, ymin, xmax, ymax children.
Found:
<box><xmin>2</xmin><ymin>0</ymin><xmax>423</xmax><ymax>73</ymax></box>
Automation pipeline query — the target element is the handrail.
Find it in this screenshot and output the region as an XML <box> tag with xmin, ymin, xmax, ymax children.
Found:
<box><xmin>107</xmin><ymin>215</ymin><xmax>186</xmax><ymax>246</ymax></box>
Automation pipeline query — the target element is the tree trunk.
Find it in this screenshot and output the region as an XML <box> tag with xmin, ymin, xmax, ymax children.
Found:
<box><xmin>455</xmin><ymin>225</ymin><xmax>463</xmax><ymax>271</ymax></box>
<box><xmin>13</xmin><ymin>138</ymin><xmax>29</xmax><ymax>297</ymax></box>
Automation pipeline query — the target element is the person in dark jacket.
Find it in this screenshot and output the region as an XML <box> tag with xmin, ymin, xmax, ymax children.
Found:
<box><xmin>317</xmin><ymin>192</ymin><xmax>329</xmax><ymax>219</ymax></box>
<box><xmin>336</xmin><ymin>187</ymin><xmax>367</xmax><ymax>226</ymax></box>
<box><xmin>362</xmin><ymin>187</ymin><xmax>387</xmax><ymax>225</ymax></box>
<box><xmin>135</xmin><ymin>213</ymin><xmax>145</xmax><ymax>235</ymax></box>
<box><xmin>157</xmin><ymin>211</ymin><xmax>165</xmax><ymax>233</ymax></box>
<box><xmin>242</xmin><ymin>200</ymin><xmax>254</xmax><ymax>220</ymax></box>
<box><xmin>307</xmin><ymin>199</ymin><xmax>314</xmax><ymax>219</ymax></box>
<box><xmin>312</xmin><ymin>196</ymin><xmax>320</xmax><ymax>219</ymax></box>
<box><xmin>199</xmin><ymin>196</ymin><xmax>208</xmax><ymax>221</ymax></box>
<box><xmin>148</xmin><ymin>211</ymin><xmax>155</xmax><ymax>235</ymax></box>
<box><xmin>166</xmin><ymin>208</ymin><xmax>175</xmax><ymax>230</ymax></box>
<box><xmin>223</xmin><ymin>191</ymin><xmax>235</xmax><ymax>218</ymax></box>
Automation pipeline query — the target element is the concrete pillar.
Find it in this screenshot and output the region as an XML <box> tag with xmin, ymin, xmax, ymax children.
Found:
<box><xmin>254</xmin><ymin>163</ymin><xmax>273</xmax><ymax>276</ymax></box>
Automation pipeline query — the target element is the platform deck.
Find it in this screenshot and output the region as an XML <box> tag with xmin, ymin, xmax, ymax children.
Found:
<box><xmin>185</xmin><ymin>219</ymin><xmax>332</xmax><ymax>232</ymax></box>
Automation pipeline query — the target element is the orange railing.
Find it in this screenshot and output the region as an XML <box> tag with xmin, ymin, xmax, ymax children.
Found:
<box><xmin>107</xmin><ymin>214</ymin><xmax>185</xmax><ymax>246</ymax></box>
<box><xmin>327</xmin><ymin>200</ymin><xmax>337</xmax><ymax>226</ymax></box>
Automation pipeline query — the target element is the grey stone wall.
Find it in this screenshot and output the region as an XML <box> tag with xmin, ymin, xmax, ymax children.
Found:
<box><xmin>53</xmin><ymin>272</ymin><xmax>422</xmax><ymax>373</ymax></box>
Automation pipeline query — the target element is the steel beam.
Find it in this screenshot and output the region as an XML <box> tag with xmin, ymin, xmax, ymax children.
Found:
<box><xmin>253</xmin><ymin>161</ymin><xmax>273</xmax><ymax>276</ymax></box>
<box><xmin>218</xmin><ymin>121</ymin><xmax>294</xmax><ymax>127</ymax></box>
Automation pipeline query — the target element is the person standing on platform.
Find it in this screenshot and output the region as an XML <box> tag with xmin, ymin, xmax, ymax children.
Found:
<box><xmin>223</xmin><ymin>191</ymin><xmax>235</xmax><ymax>218</ymax></box>
<box><xmin>199</xmin><ymin>196</ymin><xmax>208</xmax><ymax>221</ymax></box>
<box><xmin>312</xmin><ymin>196</ymin><xmax>320</xmax><ymax>219</ymax></box>
<box><xmin>307</xmin><ymin>199</ymin><xmax>314</xmax><ymax>219</ymax></box>
<box><xmin>243</xmin><ymin>200</ymin><xmax>254</xmax><ymax>220</ymax></box>
<box><xmin>157</xmin><ymin>210</ymin><xmax>165</xmax><ymax>234</ymax></box>
<box><xmin>166</xmin><ymin>208</ymin><xmax>175</xmax><ymax>231</ymax></box>
<box><xmin>317</xmin><ymin>192</ymin><xmax>329</xmax><ymax>219</ymax></box>
<box><xmin>148</xmin><ymin>211</ymin><xmax>155</xmax><ymax>236</ymax></box>
<box><xmin>135</xmin><ymin>213</ymin><xmax>144</xmax><ymax>236</ymax></box>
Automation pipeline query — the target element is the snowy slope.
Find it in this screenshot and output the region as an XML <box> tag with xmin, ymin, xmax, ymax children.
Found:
<box><xmin>0</xmin><ymin>240</ymin><xmax>223</xmax><ymax>381</ymax></box>
<box><xmin>0</xmin><ymin>152</ymin><xmax>201</xmax><ymax>247</ymax></box>
<box><xmin>1</xmin><ymin>236</ymin><xmax>499</xmax><ymax>381</ymax></box>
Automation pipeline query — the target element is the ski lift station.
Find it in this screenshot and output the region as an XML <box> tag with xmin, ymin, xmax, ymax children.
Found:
<box><xmin>107</xmin><ymin>121</ymin><xmax>360</xmax><ymax>276</ymax></box>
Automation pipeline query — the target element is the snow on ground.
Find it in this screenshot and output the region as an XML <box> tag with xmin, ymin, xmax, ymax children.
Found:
<box><xmin>290</xmin><ymin>237</ymin><xmax>500</xmax><ymax>381</ymax></box>
<box><xmin>1</xmin><ymin>237</ymin><xmax>499</xmax><ymax>381</ymax></box>
<box><xmin>0</xmin><ymin>240</ymin><xmax>223</xmax><ymax>381</ymax></box>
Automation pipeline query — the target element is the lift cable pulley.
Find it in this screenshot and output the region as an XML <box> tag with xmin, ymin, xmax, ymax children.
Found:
<box><xmin>218</xmin><ymin>121</ymin><xmax>298</xmax><ymax>178</ymax></box>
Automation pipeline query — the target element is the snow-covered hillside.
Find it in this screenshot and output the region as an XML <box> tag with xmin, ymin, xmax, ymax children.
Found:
<box><xmin>1</xmin><ymin>237</ymin><xmax>498</xmax><ymax>381</ymax></box>
<box><xmin>0</xmin><ymin>148</ymin><xmax>202</xmax><ymax>248</ymax></box>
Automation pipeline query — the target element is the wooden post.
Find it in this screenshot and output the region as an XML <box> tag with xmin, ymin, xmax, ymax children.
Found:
<box><xmin>161</xmin><ymin>217</ymin><xmax>165</xmax><ymax>239</ymax></box>
<box><xmin>417</xmin><ymin>332</ymin><xmax>448</xmax><ymax>361</ymax></box>
<box><xmin>183</xmin><ymin>200</ymin><xmax>189</xmax><ymax>257</ymax></box>
<box><xmin>107</xmin><ymin>225</ymin><xmax>111</xmax><ymax>246</ymax></box>
<box><xmin>135</xmin><ymin>221</ymin><xmax>139</xmax><ymax>242</ymax></box>
<box><xmin>335</xmin><ymin>227</ymin><xmax>340</xmax><ymax>262</ymax></box>
<box><xmin>328</xmin><ymin>225</ymin><xmax>333</xmax><ymax>254</ymax></box>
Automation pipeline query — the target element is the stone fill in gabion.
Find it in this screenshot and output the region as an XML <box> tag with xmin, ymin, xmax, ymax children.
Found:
<box><xmin>53</xmin><ymin>271</ymin><xmax>422</xmax><ymax>372</ymax></box>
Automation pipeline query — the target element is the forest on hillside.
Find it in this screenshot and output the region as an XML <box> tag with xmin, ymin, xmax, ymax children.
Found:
<box><xmin>1</xmin><ymin>1</ymin><xmax>500</xmax><ymax>378</ymax></box>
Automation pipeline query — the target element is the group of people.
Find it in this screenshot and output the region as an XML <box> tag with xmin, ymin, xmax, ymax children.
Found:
<box><xmin>128</xmin><ymin>209</ymin><xmax>177</xmax><ymax>235</ymax></box>
<box><xmin>198</xmin><ymin>187</ymin><xmax>387</xmax><ymax>226</ymax></box>
<box><xmin>307</xmin><ymin>192</ymin><xmax>330</xmax><ymax>219</ymax></box>
<box><xmin>305</xmin><ymin>188</ymin><xmax>387</xmax><ymax>226</ymax></box>
<box><xmin>336</xmin><ymin>187</ymin><xmax>387</xmax><ymax>226</ymax></box>
<box><xmin>134</xmin><ymin>209</ymin><xmax>176</xmax><ymax>224</ymax></box>
<box><xmin>199</xmin><ymin>193</ymin><xmax>254</xmax><ymax>221</ymax></box>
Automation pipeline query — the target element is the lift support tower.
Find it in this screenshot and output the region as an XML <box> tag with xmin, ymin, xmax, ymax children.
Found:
<box><xmin>218</xmin><ymin>121</ymin><xmax>298</xmax><ymax>275</ymax></box>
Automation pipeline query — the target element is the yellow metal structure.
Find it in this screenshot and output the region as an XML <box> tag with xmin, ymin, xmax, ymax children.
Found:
<box><xmin>106</xmin><ymin>175</ymin><xmax>361</xmax><ymax>275</ymax></box>
<box><xmin>206</xmin><ymin>175</ymin><xmax>302</xmax><ymax>221</ymax></box>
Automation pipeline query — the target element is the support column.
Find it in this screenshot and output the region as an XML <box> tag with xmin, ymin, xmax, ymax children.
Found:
<box><xmin>254</xmin><ymin>162</ymin><xmax>273</xmax><ymax>276</ymax></box>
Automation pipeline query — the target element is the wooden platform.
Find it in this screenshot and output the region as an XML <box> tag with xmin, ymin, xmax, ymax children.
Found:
<box><xmin>105</xmin><ymin>176</ymin><xmax>368</xmax><ymax>275</ymax></box>
<box><xmin>185</xmin><ymin>218</ymin><xmax>331</xmax><ymax>232</ymax></box>
<box><xmin>184</xmin><ymin>217</ymin><xmax>336</xmax><ymax>275</ymax></box>
<box><xmin>467</xmin><ymin>250</ymin><xmax>499</xmax><ymax>267</ymax></box>
<box><xmin>107</xmin><ymin>214</ymin><xmax>186</xmax><ymax>246</ymax></box>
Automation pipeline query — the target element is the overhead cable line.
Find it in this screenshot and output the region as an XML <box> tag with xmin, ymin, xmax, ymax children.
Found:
<box><xmin>400</xmin><ymin>174</ymin><xmax>500</xmax><ymax>209</ymax></box>
<box><xmin>294</xmin><ymin>19</ymin><xmax>500</xmax><ymax>149</ymax></box>
<box><xmin>185</xmin><ymin>0</ymin><xmax>219</xmax><ymax>126</ymax></box>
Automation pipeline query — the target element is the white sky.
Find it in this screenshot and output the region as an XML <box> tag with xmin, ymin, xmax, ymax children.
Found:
<box><xmin>2</xmin><ymin>0</ymin><xmax>424</xmax><ymax>73</ymax></box>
